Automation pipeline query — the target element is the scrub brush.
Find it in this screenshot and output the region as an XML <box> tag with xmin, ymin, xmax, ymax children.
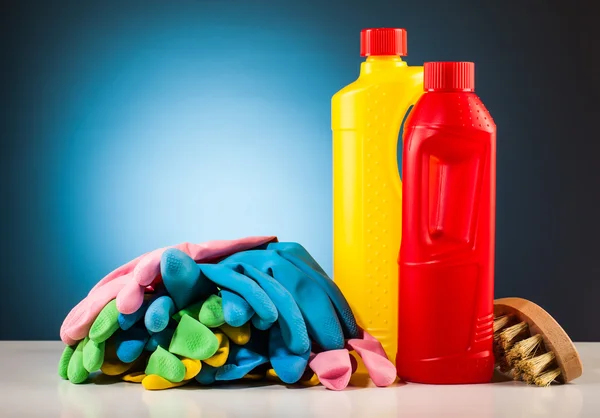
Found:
<box><xmin>493</xmin><ymin>297</ymin><xmax>582</xmax><ymax>386</ymax></box>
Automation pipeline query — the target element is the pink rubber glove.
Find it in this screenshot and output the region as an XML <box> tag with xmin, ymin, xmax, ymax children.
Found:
<box><xmin>60</xmin><ymin>236</ymin><xmax>276</xmax><ymax>345</ymax></box>
<box><xmin>308</xmin><ymin>330</ymin><xmax>397</xmax><ymax>390</ymax></box>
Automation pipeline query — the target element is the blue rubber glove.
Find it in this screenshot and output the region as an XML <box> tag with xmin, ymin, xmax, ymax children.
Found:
<box><xmin>117</xmin><ymin>289</ymin><xmax>166</xmax><ymax>331</ymax></box>
<box><xmin>222</xmin><ymin>242</ymin><xmax>360</xmax><ymax>348</ymax></box>
<box><xmin>267</xmin><ymin>242</ymin><xmax>359</xmax><ymax>339</ymax></box>
<box><xmin>199</xmin><ymin>263</ymin><xmax>310</xmax><ymax>356</ymax></box>
<box><xmin>159</xmin><ymin>243</ymin><xmax>359</xmax><ymax>384</ymax></box>
<box><xmin>215</xmin><ymin>343</ymin><xmax>269</xmax><ymax>381</ymax></box>
<box><xmin>218</xmin><ymin>244</ymin><xmax>359</xmax><ymax>384</ymax></box>
<box><xmin>161</xmin><ymin>248</ymin><xmax>309</xmax><ymax>356</ymax></box>
<box><xmin>161</xmin><ymin>249</ymin><xmax>280</xmax><ymax>330</ymax></box>
<box><xmin>268</xmin><ymin>324</ymin><xmax>311</xmax><ymax>384</ymax></box>
<box><xmin>114</xmin><ymin>323</ymin><xmax>149</xmax><ymax>363</ymax></box>
<box><xmin>144</xmin><ymin>295</ymin><xmax>176</xmax><ymax>333</ymax></box>
<box><xmin>160</xmin><ymin>248</ymin><xmax>308</xmax><ymax>382</ymax></box>
<box><xmin>220</xmin><ymin>289</ymin><xmax>254</xmax><ymax>327</ymax></box>
<box><xmin>215</xmin><ymin>328</ymin><xmax>270</xmax><ymax>381</ymax></box>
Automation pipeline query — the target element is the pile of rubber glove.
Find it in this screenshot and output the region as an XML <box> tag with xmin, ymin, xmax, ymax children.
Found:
<box><xmin>58</xmin><ymin>237</ymin><xmax>396</xmax><ymax>391</ymax></box>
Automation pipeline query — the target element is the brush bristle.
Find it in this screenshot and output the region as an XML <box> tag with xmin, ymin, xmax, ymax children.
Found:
<box><xmin>506</xmin><ymin>334</ymin><xmax>543</xmax><ymax>366</ymax></box>
<box><xmin>533</xmin><ymin>368</ymin><xmax>561</xmax><ymax>387</ymax></box>
<box><xmin>493</xmin><ymin>314</ymin><xmax>563</xmax><ymax>387</ymax></box>
<box><xmin>520</xmin><ymin>351</ymin><xmax>555</xmax><ymax>383</ymax></box>
<box><xmin>493</xmin><ymin>315</ymin><xmax>511</xmax><ymax>333</ymax></box>
<box><xmin>498</xmin><ymin>322</ymin><xmax>528</xmax><ymax>350</ymax></box>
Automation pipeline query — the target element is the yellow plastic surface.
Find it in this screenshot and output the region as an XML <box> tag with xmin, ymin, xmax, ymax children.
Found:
<box><xmin>332</xmin><ymin>56</ymin><xmax>423</xmax><ymax>364</ymax></box>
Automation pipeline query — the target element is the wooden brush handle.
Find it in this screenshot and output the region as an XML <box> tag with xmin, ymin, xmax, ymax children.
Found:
<box><xmin>494</xmin><ymin>297</ymin><xmax>583</xmax><ymax>383</ymax></box>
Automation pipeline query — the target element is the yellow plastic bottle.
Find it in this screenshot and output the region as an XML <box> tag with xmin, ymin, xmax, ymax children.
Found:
<box><xmin>332</xmin><ymin>28</ymin><xmax>423</xmax><ymax>364</ymax></box>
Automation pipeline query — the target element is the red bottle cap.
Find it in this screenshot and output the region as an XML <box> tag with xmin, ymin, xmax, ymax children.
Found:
<box><xmin>424</xmin><ymin>62</ymin><xmax>475</xmax><ymax>92</ymax></box>
<box><xmin>360</xmin><ymin>28</ymin><xmax>407</xmax><ymax>57</ymax></box>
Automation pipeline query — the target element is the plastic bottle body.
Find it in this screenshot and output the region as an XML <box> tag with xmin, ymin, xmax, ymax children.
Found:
<box><xmin>332</xmin><ymin>56</ymin><xmax>423</xmax><ymax>363</ymax></box>
<box><xmin>397</xmin><ymin>91</ymin><xmax>496</xmax><ymax>384</ymax></box>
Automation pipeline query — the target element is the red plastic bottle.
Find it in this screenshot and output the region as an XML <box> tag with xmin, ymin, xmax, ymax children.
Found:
<box><xmin>397</xmin><ymin>62</ymin><xmax>496</xmax><ymax>384</ymax></box>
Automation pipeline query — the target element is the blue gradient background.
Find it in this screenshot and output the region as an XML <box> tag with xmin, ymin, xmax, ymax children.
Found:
<box><xmin>2</xmin><ymin>0</ymin><xmax>598</xmax><ymax>340</ymax></box>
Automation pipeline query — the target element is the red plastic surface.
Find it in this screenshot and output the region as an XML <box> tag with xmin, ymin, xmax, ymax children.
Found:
<box><xmin>424</xmin><ymin>62</ymin><xmax>475</xmax><ymax>92</ymax></box>
<box><xmin>397</xmin><ymin>63</ymin><xmax>496</xmax><ymax>384</ymax></box>
<box><xmin>360</xmin><ymin>28</ymin><xmax>407</xmax><ymax>57</ymax></box>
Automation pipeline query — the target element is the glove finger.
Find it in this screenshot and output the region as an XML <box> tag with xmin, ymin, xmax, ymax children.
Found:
<box><xmin>133</xmin><ymin>247</ymin><xmax>165</xmax><ymax>287</ymax></box>
<box><xmin>145</xmin><ymin>327</ymin><xmax>175</xmax><ymax>352</ymax></box>
<box><xmin>308</xmin><ymin>349</ymin><xmax>352</xmax><ymax>391</ymax></box>
<box><xmin>145</xmin><ymin>346</ymin><xmax>186</xmax><ymax>383</ymax></box>
<box><xmin>169</xmin><ymin>315</ymin><xmax>219</xmax><ymax>360</ymax></box>
<box><xmin>82</xmin><ymin>339</ymin><xmax>105</xmax><ymax>372</ymax></box>
<box><xmin>347</xmin><ymin>335</ymin><xmax>396</xmax><ymax>387</ymax></box>
<box><xmin>223</xmin><ymin>263</ymin><xmax>309</xmax><ymax>355</ymax></box>
<box><xmin>122</xmin><ymin>371</ymin><xmax>146</xmax><ymax>383</ymax></box>
<box><xmin>172</xmin><ymin>300</ymin><xmax>203</xmax><ymax>322</ymax></box>
<box><xmin>58</xmin><ymin>345</ymin><xmax>76</xmax><ymax>379</ymax></box>
<box><xmin>219</xmin><ymin>322</ymin><xmax>251</xmax><ymax>346</ymax></box>
<box><xmin>269</xmin><ymin>242</ymin><xmax>360</xmax><ymax>339</ymax></box>
<box><xmin>204</xmin><ymin>331</ymin><xmax>230</xmax><ymax>367</ymax></box>
<box><xmin>118</xmin><ymin>290</ymin><xmax>165</xmax><ymax>330</ymax></box>
<box><xmin>161</xmin><ymin>248</ymin><xmax>216</xmax><ymax>309</ymax></box>
<box><xmin>64</xmin><ymin>238</ymin><xmax>276</xmax><ymax>343</ymax></box>
<box><xmin>67</xmin><ymin>338</ymin><xmax>90</xmax><ymax>384</ymax></box>
<box><xmin>142</xmin><ymin>374</ymin><xmax>191</xmax><ymax>390</ymax></box>
<box><xmin>224</xmin><ymin>251</ymin><xmax>344</xmax><ymax>351</ymax></box>
<box><xmin>215</xmin><ymin>344</ymin><xmax>269</xmax><ymax>381</ymax></box>
<box><xmin>198</xmin><ymin>264</ymin><xmax>278</xmax><ymax>328</ymax></box>
<box><xmin>221</xmin><ymin>289</ymin><xmax>254</xmax><ymax>327</ymax></box>
<box><xmin>266</xmin><ymin>242</ymin><xmax>328</xmax><ymax>276</ymax></box>
<box><xmin>251</xmin><ymin>314</ymin><xmax>272</xmax><ymax>331</ymax></box>
<box><xmin>89</xmin><ymin>299</ymin><xmax>120</xmax><ymax>344</ymax></box>
<box><xmin>116</xmin><ymin>280</ymin><xmax>146</xmax><ymax>315</ymax></box>
<box><xmin>268</xmin><ymin>324</ymin><xmax>310</xmax><ymax>384</ymax></box>
<box><xmin>118</xmin><ymin>300</ymin><xmax>149</xmax><ymax>331</ymax></box>
<box><xmin>90</xmin><ymin>253</ymin><xmax>145</xmax><ymax>292</ymax></box>
<box><xmin>199</xmin><ymin>294</ymin><xmax>225</xmax><ymax>328</ymax></box>
<box><xmin>117</xmin><ymin>248</ymin><xmax>170</xmax><ymax>315</ymax></box>
<box><xmin>115</xmin><ymin>324</ymin><xmax>150</xmax><ymax>363</ymax></box>
<box><xmin>144</xmin><ymin>295</ymin><xmax>176</xmax><ymax>333</ymax></box>
<box><xmin>61</xmin><ymin>275</ymin><xmax>130</xmax><ymax>344</ymax></box>
<box><xmin>181</xmin><ymin>358</ymin><xmax>202</xmax><ymax>380</ymax></box>
<box><xmin>90</xmin><ymin>250</ymin><xmax>153</xmax><ymax>315</ymax></box>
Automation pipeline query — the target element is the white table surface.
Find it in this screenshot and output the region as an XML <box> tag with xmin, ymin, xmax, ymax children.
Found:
<box><xmin>2</xmin><ymin>341</ymin><xmax>599</xmax><ymax>417</ymax></box>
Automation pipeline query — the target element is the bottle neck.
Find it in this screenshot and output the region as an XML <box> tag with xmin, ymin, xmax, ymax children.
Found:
<box><xmin>360</xmin><ymin>55</ymin><xmax>407</xmax><ymax>75</ymax></box>
<box><xmin>425</xmin><ymin>89</ymin><xmax>475</xmax><ymax>93</ymax></box>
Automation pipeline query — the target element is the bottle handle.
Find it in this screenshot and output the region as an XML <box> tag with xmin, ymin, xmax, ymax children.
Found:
<box><xmin>390</xmin><ymin>69</ymin><xmax>424</xmax><ymax>203</ymax></box>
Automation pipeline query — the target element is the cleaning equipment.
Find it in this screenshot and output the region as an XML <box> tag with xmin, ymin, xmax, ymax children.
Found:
<box><xmin>332</xmin><ymin>28</ymin><xmax>424</xmax><ymax>364</ymax></box>
<box><xmin>163</xmin><ymin>243</ymin><xmax>396</xmax><ymax>387</ymax></box>
<box><xmin>493</xmin><ymin>297</ymin><xmax>583</xmax><ymax>386</ymax></box>
<box><xmin>59</xmin><ymin>238</ymin><xmax>397</xmax><ymax>390</ymax></box>
<box><xmin>397</xmin><ymin>62</ymin><xmax>496</xmax><ymax>384</ymax></box>
<box><xmin>60</xmin><ymin>236</ymin><xmax>277</xmax><ymax>345</ymax></box>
